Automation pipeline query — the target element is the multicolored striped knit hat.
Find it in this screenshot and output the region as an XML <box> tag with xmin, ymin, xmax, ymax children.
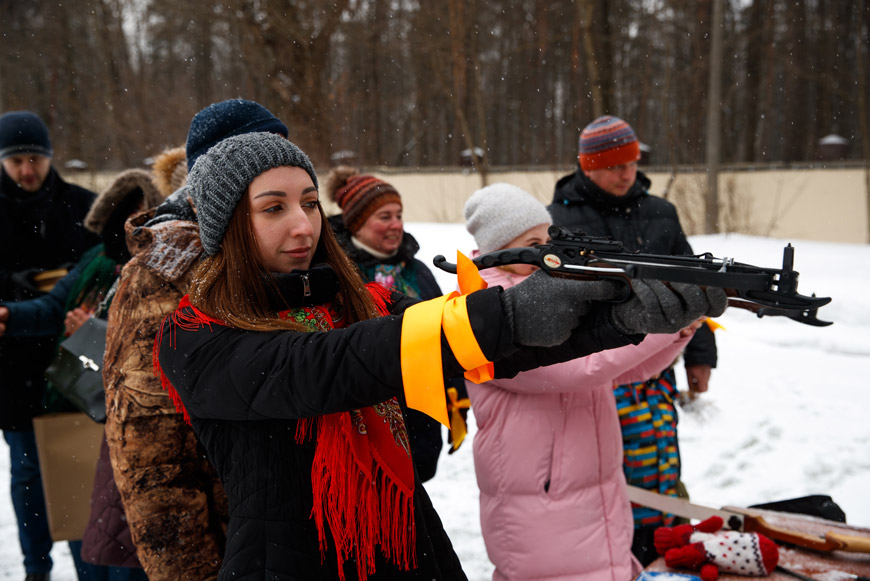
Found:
<box><xmin>578</xmin><ymin>115</ymin><xmax>641</xmax><ymax>171</ymax></box>
<box><xmin>325</xmin><ymin>166</ymin><xmax>401</xmax><ymax>234</ymax></box>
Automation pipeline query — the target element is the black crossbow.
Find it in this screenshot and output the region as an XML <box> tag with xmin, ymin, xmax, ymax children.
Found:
<box><xmin>434</xmin><ymin>226</ymin><xmax>832</xmax><ymax>327</ymax></box>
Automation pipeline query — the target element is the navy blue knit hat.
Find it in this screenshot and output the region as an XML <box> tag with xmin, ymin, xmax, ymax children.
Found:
<box><xmin>185</xmin><ymin>99</ymin><xmax>288</xmax><ymax>171</ymax></box>
<box><xmin>0</xmin><ymin>111</ymin><xmax>53</xmax><ymax>160</ymax></box>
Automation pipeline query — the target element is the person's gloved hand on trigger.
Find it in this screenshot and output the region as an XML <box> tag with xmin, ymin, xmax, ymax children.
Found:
<box><xmin>500</xmin><ymin>272</ymin><xmax>727</xmax><ymax>348</ymax></box>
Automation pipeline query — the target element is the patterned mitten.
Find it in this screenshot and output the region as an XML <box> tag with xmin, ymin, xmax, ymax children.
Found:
<box><xmin>662</xmin><ymin>524</ymin><xmax>779</xmax><ymax>581</ymax></box>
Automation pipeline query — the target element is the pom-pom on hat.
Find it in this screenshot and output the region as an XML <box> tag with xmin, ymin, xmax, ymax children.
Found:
<box><xmin>324</xmin><ymin>165</ymin><xmax>401</xmax><ymax>234</ymax></box>
<box><xmin>185</xmin><ymin>99</ymin><xmax>288</xmax><ymax>172</ymax></box>
<box><xmin>464</xmin><ymin>183</ymin><xmax>552</xmax><ymax>255</ymax></box>
<box><xmin>0</xmin><ymin>111</ymin><xmax>53</xmax><ymax>160</ymax></box>
<box><xmin>187</xmin><ymin>132</ymin><xmax>318</xmax><ymax>256</ymax></box>
<box><xmin>578</xmin><ymin>115</ymin><xmax>640</xmax><ymax>171</ymax></box>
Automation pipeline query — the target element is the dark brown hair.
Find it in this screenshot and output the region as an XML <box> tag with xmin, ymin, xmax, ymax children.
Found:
<box><xmin>189</xmin><ymin>191</ymin><xmax>380</xmax><ymax>332</ymax></box>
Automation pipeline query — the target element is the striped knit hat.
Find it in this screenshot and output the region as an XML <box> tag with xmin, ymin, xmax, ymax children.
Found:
<box><xmin>578</xmin><ymin>115</ymin><xmax>640</xmax><ymax>171</ymax></box>
<box><xmin>325</xmin><ymin>166</ymin><xmax>401</xmax><ymax>234</ymax></box>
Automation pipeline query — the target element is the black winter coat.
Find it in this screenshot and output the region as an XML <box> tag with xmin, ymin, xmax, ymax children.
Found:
<box><xmin>157</xmin><ymin>281</ymin><xmax>639</xmax><ymax>580</ymax></box>
<box><xmin>548</xmin><ymin>168</ymin><xmax>717</xmax><ymax>368</ymax></box>
<box><xmin>157</xmin><ymin>288</ymin><xmax>508</xmax><ymax>580</ymax></box>
<box><xmin>0</xmin><ymin>168</ymin><xmax>99</xmax><ymax>430</ymax></box>
<box><xmin>329</xmin><ymin>214</ymin><xmax>448</xmax><ymax>481</ymax></box>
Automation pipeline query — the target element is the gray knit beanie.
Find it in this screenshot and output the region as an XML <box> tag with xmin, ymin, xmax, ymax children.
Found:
<box><xmin>188</xmin><ymin>132</ymin><xmax>318</xmax><ymax>255</ymax></box>
<box><xmin>464</xmin><ymin>183</ymin><xmax>552</xmax><ymax>254</ymax></box>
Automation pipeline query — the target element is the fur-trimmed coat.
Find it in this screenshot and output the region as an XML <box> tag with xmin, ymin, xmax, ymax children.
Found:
<box><xmin>103</xmin><ymin>202</ymin><xmax>228</xmax><ymax>580</ymax></box>
<box><xmin>150</xmin><ymin>146</ymin><xmax>187</xmax><ymax>198</ymax></box>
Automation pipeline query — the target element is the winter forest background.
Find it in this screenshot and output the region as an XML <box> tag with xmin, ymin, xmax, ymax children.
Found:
<box><xmin>2</xmin><ymin>2</ymin><xmax>870</xmax><ymax>577</ymax></box>
<box><xmin>1</xmin><ymin>0</ymin><xmax>868</xmax><ymax>177</ymax></box>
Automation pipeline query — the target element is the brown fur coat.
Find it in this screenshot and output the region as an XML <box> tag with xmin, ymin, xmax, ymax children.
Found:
<box><xmin>104</xmin><ymin>207</ymin><xmax>227</xmax><ymax>580</ymax></box>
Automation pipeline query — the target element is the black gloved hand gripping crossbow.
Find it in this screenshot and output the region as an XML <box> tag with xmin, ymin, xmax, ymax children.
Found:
<box><xmin>434</xmin><ymin>226</ymin><xmax>832</xmax><ymax>327</ymax></box>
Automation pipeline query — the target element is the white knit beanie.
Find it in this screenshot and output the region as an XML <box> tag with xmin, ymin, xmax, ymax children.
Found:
<box><xmin>464</xmin><ymin>183</ymin><xmax>553</xmax><ymax>254</ymax></box>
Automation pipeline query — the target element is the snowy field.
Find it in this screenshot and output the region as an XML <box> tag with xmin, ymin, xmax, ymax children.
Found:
<box><xmin>2</xmin><ymin>225</ymin><xmax>868</xmax><ymax>579</ymax></box>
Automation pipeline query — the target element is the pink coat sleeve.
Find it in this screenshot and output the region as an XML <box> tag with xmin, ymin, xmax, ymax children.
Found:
<box><xmin>487</xmin><ymin>331</ymin><xmax>692</xmax><ymax>395</ymax></box>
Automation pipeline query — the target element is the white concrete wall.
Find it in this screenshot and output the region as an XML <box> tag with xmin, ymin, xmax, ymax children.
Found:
<box><xmin>358</xmin><ymin>167</ymin><xmax>869</xmax><ymax>244</ymax></box>
<box><xmin>70</xmin><ymin>166</ymin><xmax>870</xmax><ymax>244</ymax></box>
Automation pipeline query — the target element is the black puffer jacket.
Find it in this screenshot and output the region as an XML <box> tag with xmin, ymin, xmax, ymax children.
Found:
<box><xmin>0</xmin><ymin>168</ymin><xmax>99</xmax><ymax>430</ymax></box>
<box><xmin>157</xmin><ymin>280</ymin><xmax>639</xmax><ymax>580</ymax></box>
<box><xmin>548</xmin><ymin>168</ymin><xmax>716</xmax><ymax>367</ymax></box>
<box><xmin>329</xmin><ymin>215</ymin><xmax>448</xmax><ymax>481</ymax></box>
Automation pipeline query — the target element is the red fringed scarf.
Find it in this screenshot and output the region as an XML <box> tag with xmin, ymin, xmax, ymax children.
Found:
<box><xmin>153</xmin><ymin>282</ymin><xmax>416</xmax><ymax>580</ymax></box>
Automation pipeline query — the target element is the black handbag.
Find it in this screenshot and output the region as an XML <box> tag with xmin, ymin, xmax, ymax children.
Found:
<box><xmin>44</xmin><ymin>316</ymin><xmax>108</xmax><ymax>423</ymax></box>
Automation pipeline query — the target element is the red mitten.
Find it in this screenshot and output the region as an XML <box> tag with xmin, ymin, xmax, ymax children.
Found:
<box><xmin>655</xmin><ymin>516</ymin><xmax>725</xmax><ymax>554</ymax></box>
<box><xmin>663</xmin><ymin>528</ymin><xmax>779</xmax><ymax>580</ymax></box>
<box><xmin>665</xmin><ymin>542</ymin><xmax>711</xmax><ymax>570</ymax></box>
<box><xmin>664</xmin><ymin>543</ymin><xmax>721</xmax><ymax>581</ymax></box>
<box><xmin>700</xmin><ymin>563</ymin><xmax>720</xmax><ymax>581</ymax></box>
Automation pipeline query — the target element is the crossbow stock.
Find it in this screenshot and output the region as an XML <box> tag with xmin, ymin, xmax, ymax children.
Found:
<box><xmin>434</xmin><ymin>226</ymin><xmax>832</xmax><ymax>327</ymax></box>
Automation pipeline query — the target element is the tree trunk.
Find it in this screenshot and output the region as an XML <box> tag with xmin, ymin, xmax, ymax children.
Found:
<box><xmin>705</xmin><ymin>0</ymin><xmax>724</xmax><ymax>234</ymax></box>
<box><xmin>578</xmin><ymin>0</ymin><xmax>605</xmax><ymax>117</ymax></box>
<box><xmin>742</xmin><ymin>0</ymin><xmax>766</xmax><ymax>162</ymax></box>
<box><xmin>856</xmin><ymin>0</ymin><xmax>870</xmax><ymax>243</ymax></box>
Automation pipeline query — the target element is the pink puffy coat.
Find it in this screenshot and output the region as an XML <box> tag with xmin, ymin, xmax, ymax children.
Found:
<box><xmin>467</xmin><ymin>265</ymin><xmax>693</xmax><ymax>581</ymax></box>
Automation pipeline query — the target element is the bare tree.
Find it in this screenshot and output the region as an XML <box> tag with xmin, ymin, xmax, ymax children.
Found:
<box><xmin>2</xmin><ymin>0</ymin><xmax>868</xmax><ymax>174</ymax></box>
<box><xmin>856</xmin><ymin>0</ymin><xmax>870</xmax><ymax>243</ymax></box>
<box><xmin>577</xmin><ymin>0</ymin><xmax>610</xmax><ymax>117</ymax></box>
<box><xmin>705</xmin><ymin>0</ymin><xmax>724</xmax><ymax>234</ymax></box>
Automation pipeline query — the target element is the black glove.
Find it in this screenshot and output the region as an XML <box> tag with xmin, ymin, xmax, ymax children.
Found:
<box><xmin>612</xmin><ymin>280</ymin><xmax>727</xmax><ymax>335</ymax></box>
<box><xmin>10</xmin><ymin>268</ymin><xmax>44</xmax><ymax>300</ymax></box>
<box><xmin>500</xmin><ymin>270</ymin><xmax>622</xmax><ymax>347</ymax></box>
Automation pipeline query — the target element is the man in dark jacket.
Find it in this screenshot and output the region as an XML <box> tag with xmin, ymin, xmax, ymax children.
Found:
<box><xmin>0</xmin><ymin>110</ymin><xmax>99</xmax><ymax>581</ymax></box>
<box><xmin>548</xmin><ymin>115</ymin><xmax>718</xmax><ymax>566</ymax></box>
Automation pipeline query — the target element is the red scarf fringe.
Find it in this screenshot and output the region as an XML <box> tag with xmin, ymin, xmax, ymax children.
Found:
<box><xmin>366</xmin><ymin>280</ymin><xmax>393</xmax><ymax>317</ymax></box>
<box><xmin>296</xmin><ymin>412</ymin><xmax>416</xmax><ymax>580</ymax></box>
<box><xmin>153</xmin><ymin>285</ymin><xmax>415</xmax><ymax>581</ymax></box>
<box><xmin>152</xmin><ymin>295</ymin><xmax>220</xmax><ymax>425</ymax></box>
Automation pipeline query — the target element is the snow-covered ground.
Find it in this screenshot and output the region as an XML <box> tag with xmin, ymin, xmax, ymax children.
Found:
<box><xmin>2</xmin><ymin>226</ymin><xmax>868</xmax><ymax>580</ymax></box>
